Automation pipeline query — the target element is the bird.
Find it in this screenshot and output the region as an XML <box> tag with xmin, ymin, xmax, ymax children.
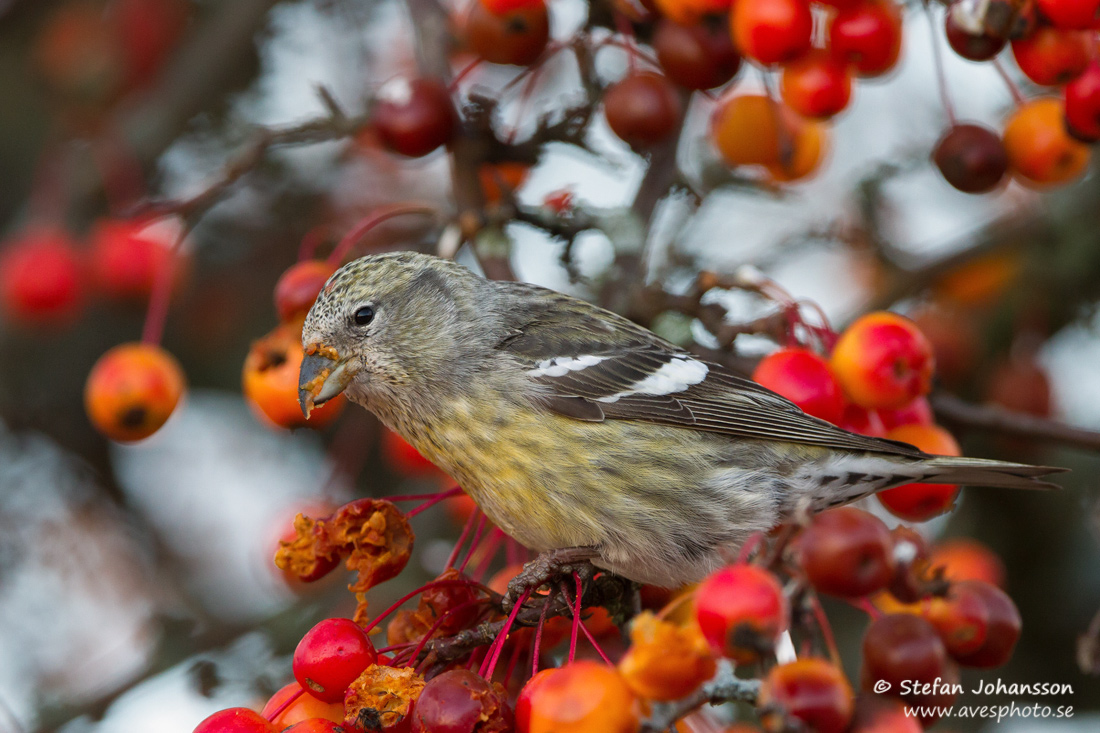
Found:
<box><xmin>297</xmin><ymin>251</ymin><xmax>1061</xmax><ymax>590</ymax></box>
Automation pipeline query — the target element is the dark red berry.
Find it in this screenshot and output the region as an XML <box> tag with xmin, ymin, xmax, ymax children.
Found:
<box><xmin>411</xmin><ymin>669</ymin><xmax>513</xmax><ymax>733</ymax></box>
<box><xmin>653</xmin><ymin>17</ymin><xmax>742</xmax><ymax>91</ymax></box>
<box><xmin>373</xmin><ymin>77</ymin><xmax>457</xmax><ymax>157</ymax></box>
<box><xmin>603</xmin><ymin>72</ymin><xmax>683</xmax><ymax>149</ymax></box>
<box><xmin>799</xmin><ymin>507</ymin><xmax>896</xmax><ymax>598</ymax></box>
<box><xmin>933</xmin><ymin>123</ymin><xmax>1008</xmax><ymax>194</ymax></box>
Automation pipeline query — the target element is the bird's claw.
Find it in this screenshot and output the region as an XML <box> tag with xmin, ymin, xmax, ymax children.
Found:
<box><xmin>502</xmin><ymin>546</ymin><xmax>598</xmax><ymax>611</ymax></box>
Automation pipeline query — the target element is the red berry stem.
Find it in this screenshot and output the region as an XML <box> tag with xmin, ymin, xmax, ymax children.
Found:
<box><xmin>613</xmin><ymin>12</ymin><xmax>640</xmax><ymax>75</ymax></box>
<box><xmin>506</xmin><ymin>536</ymin><xmax>528</xmax><ymax>566</ymax></box>
<box><xmin>925</xmin><ymin>1</ymin><xmax>957</xmax><ymax>126</ymax></box>
<box><xmin>567</xmin><ymin>573</ymin><xmax>583</xmax><ymax>664</ymax></box>
<box><xmin>809</xmin><ymin>592</ymin><xmax>842</xmax><ymax>668</ymax></box>
<box><xmin>472</xmin><ymin>528</ymin><xmax>507</xmax><ymax>581</ymax></box>
<box><xmin>141</xmin><ymin>226</ymin><xmax>188</xmax><ymax>345</ymax></box>
<box><xmin>480</xmin><ymin>588</ymin><xmax>531</xmax><ymax>679</ymax></box>
<box><xmin>851</xmin><ymin>597</ymin><xmax>884</xmax><ymax>620</ymax></box>
<box><xmin>407</xmin><ymin>598</ymin><xmax>488</xmax><ymax>668</ymax></box>
<box><xmin>532</xmin><ymin>593</ymin><xmax>551</xmax><ymax>676</ymax></box>
<box><xmin>502</xmin><ymin>627</ymin><xmax>527</xmax><ymax>681</ymax></box>
<box><xmin>737</xmin><ymin>531</ymin><xmax>768</xmax><ymax>564</ymax></box>
<box><xmin>578</xmin><ymin>617</ymin><xmax>614</xmax><ymax>666</ymax></box>
<box><xmin>446</xmin><ymin>507</ymin><xmax>483</xmax><ymax>569</ymax></box>
<box><xmin>992</xmin><ymin>58</ymin><xmax>1027</xmax><ymax>107</ymax></box>
<box><xmin>450</xmin><ymin>57</ymin><xmax>485</xmax><ymax>92</ymax></box>
<box><xmin>459</xmin><ymin>514</ymin><xmax>491</xmax><ymax>574</ymax></box>
<box><xmin>405</xmin><ymin>485</ymin><xmax>465</xmax><ymax>518</ymax></box>
<box><xmin>297</xmin><ymin>224</ymin><xmax>332</xmax><ymax>262</ymax></box>
<box><xmin>326</xmin><ymin>202</ymin><xmax>439</xmax><ymax>267</ymax></box>
<box><xmin>361</xmin><ymin>578</ymin><xmax>491</xmax><ymax>634</ymax></box>
<box><xmin>263</xmin><ymin>686</ymin><xmax>305</xmax><ymax>722</ymax></box>
<box><xmin>91</xmin><ymin>133</ymin><xmax>147</xmax><ymax>213</ymax></box>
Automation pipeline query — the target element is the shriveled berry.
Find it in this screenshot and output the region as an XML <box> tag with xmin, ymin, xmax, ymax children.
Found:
<box><xmin>618</xmin><ymin>612</ymin><xmax>716</xmax><ymax>700</ymax></box>
<box><xmin>85</xmin><ymin>342</ymin><xmax>186</xmax><ymax>442</ymax></box>
<box><xmin>695</xmin><ymin>564</ymin><xmax>789</xmax><ymax>663</ymax></box>
<box><xmin>294</xmin><ymin>618</ymin><xmax>378</xmax><ymax>703</ymax></box>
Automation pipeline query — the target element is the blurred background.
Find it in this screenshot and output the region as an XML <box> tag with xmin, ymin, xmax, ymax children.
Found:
<box><xmin>0</xmin><ymin>0</ymin><xmax>1098</xmax><ymax>730</ymax></box>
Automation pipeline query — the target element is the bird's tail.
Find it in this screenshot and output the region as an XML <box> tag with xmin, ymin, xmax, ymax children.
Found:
<box><xmin>915</xmin><ymin>456</ymin><xmax>1065</xmax><ymax>492</ymax></box>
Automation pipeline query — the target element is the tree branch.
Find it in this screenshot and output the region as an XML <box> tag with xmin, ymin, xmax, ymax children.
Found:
<box><xmin>640</xmin><ymin>661</ymin><xmax>760</xmax><ymax>733</ymax></box>
<box><xmin>932</xmin><ymin>392</ymin><xmax>1100</xmax><ymax>453</ymax></box>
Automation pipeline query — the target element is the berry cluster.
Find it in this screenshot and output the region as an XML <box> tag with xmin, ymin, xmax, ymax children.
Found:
<box><xmin>752</xmin><ymin>308</ymin><xmax>968</xmax><ymax>522</ymax></box>
<box><xmin>193</xmin><ymin>479</ymin><xmax>1023</xmax><ymax>733</ymax></box>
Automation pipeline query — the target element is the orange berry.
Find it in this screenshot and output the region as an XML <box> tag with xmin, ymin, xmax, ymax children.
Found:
<box><xmin>85</xmin><ymin>342</ymin><xmax>185</xmax><ymax>442</ymax></box>
<box><xmin>242</xmin><ymin>322</ymin><xmax>345</xmax><ymax>430</ymax></box>
<box><xmin>1003</xmin><ymin>98</ymin><xmax>1091</xmax><ymax>187</ymax></box>
<box><xmin>830</xmin><ymin>311</ymin><xmax>934</xmax><ymax>410</ymax></box>
<box><xmin>479</xmin><ymin>161</ymin><xmax>531</xmax><ymax>204</ymax></box>
<box><xmin>710</xmin><ymin>94</ymin><xmax>828</xmax><ymax>182</ymax></box>
<box><xmin>927</xmin><ymin>538</ymin><xmax>1006</xmax><ymax>588</ymax></box>
<box><xmin>261</xmin><ymin>681</ymin><xmax>345</xmax><ymax>727</ymax></box>
<box><xmin>618</xmin><ymin>612</ymin><xmax>716</xmax><ymax>700</ymax></box>
<box><xmin>877</xmin><ymin>424</ymin><xmax>961</xmax><ymax>521</ymax></box>
<box><xmin>520</xmin><ymin>661</ymin><xmax>639</xmax><ymax>733</ymax></box>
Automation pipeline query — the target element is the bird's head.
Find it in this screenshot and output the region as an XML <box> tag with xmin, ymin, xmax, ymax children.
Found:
<box><xmin>297</xmin><ymin>251</ymin><xmax>490</xmax><ymax>417</ymax></box>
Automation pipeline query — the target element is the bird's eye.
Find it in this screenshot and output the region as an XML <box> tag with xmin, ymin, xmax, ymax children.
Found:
<box><xmin>353</xmin><ymin>305</ymin><xmax>375</xmax><ymax>326</ymax></box>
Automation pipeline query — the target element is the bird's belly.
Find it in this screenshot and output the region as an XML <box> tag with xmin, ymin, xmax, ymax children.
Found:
<box><xmin>379</xmin><ymin>395</ymin><xmax>781</xmax><ymax>586</ymax></box>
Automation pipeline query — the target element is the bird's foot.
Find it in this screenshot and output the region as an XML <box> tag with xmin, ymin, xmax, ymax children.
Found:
<box><xmin>503</xmin><ymin>546</ymin><xmax>598</xmax><ymax>611</ymax></box>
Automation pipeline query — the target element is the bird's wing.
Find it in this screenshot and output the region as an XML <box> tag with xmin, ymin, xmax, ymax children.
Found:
<box><xmin>494</xmin><ymin>284</ymin><xmax>922</xmax><ymax>457</ymax></box>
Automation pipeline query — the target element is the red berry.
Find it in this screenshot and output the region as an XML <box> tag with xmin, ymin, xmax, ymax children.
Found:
<box><xmin>694</xmin><ymin>564</ymin><xmax>789</xmax><ymax>663</ymax></box>
<box><xmin>88</xmin><ymin>216</ymin><xmax>184</xmax><ymax>300</ymax></box>
<box><xmin>830</xmin><ymin>311</ymin><xmax>935</xmax><ymax>410</ymax></box>
<box><xmin>837</xmin><ymin>403</ymin><xmax>886</xmax><ymax>437</ymax></box>
<box><xmin>923</xmin><ymin>581</ymin><xmax>991</xmax><ymax>658</ymax></box>
<box><xmin>479</xmin><ymin>0</ymin><xmax>546</xmax><ymax>14</ymax></box>
<box><xmin>878</xmin><ymin>396</ymin><xmax>933</xmax><ymax>431</ymax></box>
<box><xmin>274</xmin><ymin>260</ymin><xmax>336</xmax><ymax>323</ymax></box>
<box><xmin>758</xmin><ymin>659</ymin><xmax>854</xmax><ymax>733</ymax></box>
<box><xmin>465</xmin><ymin>0</ymin><xmax>549</xmax><ymax>66</ymax></box>
<box><xmin>0</xmin><ymin>228</ymin><xmax>84</xmax><ymax>326</ymax></box>
<box><xmin>653</xmin><ymin>17</ymin><xmax>742</xmax><ymax>90</ymax></box>
<box><xmin>411</xmin><ymin>669</ymin><xmax>513</xmax><ymax>733</ymax></box>
<box><xmin>944</xmin><ymin>9</ymin><xmax>1006</xmax><ymax>62</ymax></box>
<box><xmin>374</xmin><ymin>77</ymin><xmax>457</xmax><ymax>157</ymax></box>
<box><xmin>109</xmin><ymin>0</ymin><xmax>191</xmax><ymax>88</ymax></box>
<box><xmin>799</xmin><ymin>507</ymin><xmax>896</xmax><ymax>598</ymax></box>
<box><xmin>294</xmin><ymin>618</ymin><xmax>378</xmax><ymax>703</ymax></box>
<box><xmin>1035</xmin><ymin>0</ymin><xmax>1100</xmax><ymax>28</ymax></box>
<box><xmin>731</xmin><ymin>0</ymin><xmax>813</xmax><ymax>65</ymax></box>
<box><xmin>877</xmin><ymin>424</ymin><xmax>962</xmax><ymax>521</ymax></box>
<box><xmin>780</xmin><ymin>50</ymin><xmax>854</xmax><ymax>119</ymax></box>
<box><xmin>85</xmin><ymin>343</ymin><xmax>186</xmax><ymax>442</ymax></box>
<box><xmin>193</xmin><ymin>708</ymin><xmax>277</xmax><ymax>733</ymax></box>
<box><xmin>1011</xmin><ymin>25</ymin><xmax>1090</xmax><ymax>86</ymax></box>
<box><xmin>861</xmin><ymin>614</ymin><xmax>948</xmax><ymax>693</ymax></box>
<box><xmin>603</xmin><ymin>72</ymin><xmax>683</xmax><ymax>149</ymax></box>
<box><xmin>932</xmin><ymin>123</ymin><xmax>1009</xmax><ymax>194</ymax></box>
<box><xmin>1065</xmin><ymin>61</ymin><xmax>1100</xmax><ymax>141</ymax></box>
<box><xmin>829</xmin><ymin>1</ymin><xmax>903</xmax><ymax>77</ymax></box>
<box><xmin>751</xmin><ymin>348</ymin><xmax>847</xmax><ymax>424</ymax></box>
<box><xmin>950</xmin><ymin>580</ymin><xmax>1021</xmax><ymax>667</ymax></box>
